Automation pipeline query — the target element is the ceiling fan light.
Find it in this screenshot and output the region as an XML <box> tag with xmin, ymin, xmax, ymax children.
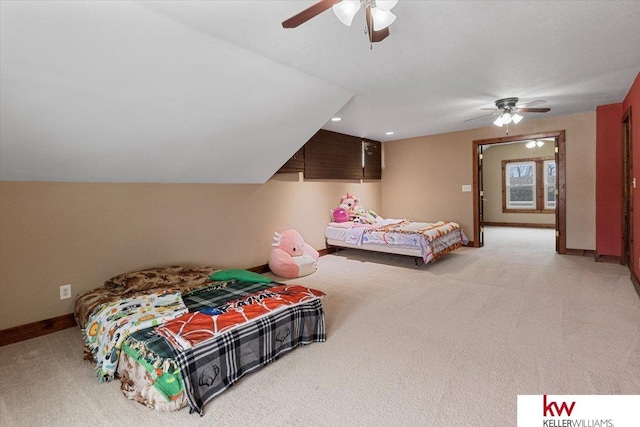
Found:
<box><xmin>501</xmin><ymin>112</ymin><xmax>513</xmax><ymax>125</ymax></box>
<box><xmin>493</xmin><ymin>117</ymin><xmax>504</xmax><ymax>127</ymax></box>
<box><xmin>371</xmin><ymin>8</ymin><xmax>396</xmax><ymax>30</ymax></box>
<box><xmin>332</xmin><ymin>0</ymin><xmax>361</xmax><ymax>26</ymax></box>
<box><xmin>512</xmin><ymin>113</ymin><xmax>523</xmax><ymax>124</ymax></box>
<box><xmin>526</xmin><ymin>141</ymin><xmax>536</xmax><ymax>149</ymax></box>
<box><xmin>374</xmin><ymin>0</ymin><xmax>398</xmax><ymax>11</ymax></box>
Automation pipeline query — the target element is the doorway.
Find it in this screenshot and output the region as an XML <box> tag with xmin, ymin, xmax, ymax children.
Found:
<box><xmin>472</xmin><ymin>130</ymin><xmax>566</xmax><ymax>253</ymax></box>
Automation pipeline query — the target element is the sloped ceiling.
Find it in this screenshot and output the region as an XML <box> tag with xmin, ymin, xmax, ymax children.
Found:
<box><xmin>1</xmin><ymin>1</ymin><xmax>639</xmax><ymax>184</ymax></box>
<box><xmin>0</xmin><ymin>1</ymin><xmax>352</xmax><ymax>183</ymax></box>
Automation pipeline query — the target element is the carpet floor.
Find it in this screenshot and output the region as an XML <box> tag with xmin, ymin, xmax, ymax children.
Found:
<box><xmin>1</xmin><ymin>227</ymin><xmax>638</xmax><ymax>426</ymax></box>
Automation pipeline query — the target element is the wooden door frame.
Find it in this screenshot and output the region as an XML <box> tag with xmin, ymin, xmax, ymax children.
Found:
<box><xmin>472</xmin><ymin>130</ymin><xmax>566</xmax><ymax>253</ymax></box>
<box><xmin>622</xmin><ymin>107</ymin><xmax>632</xmax><ymax>267</ymax></box>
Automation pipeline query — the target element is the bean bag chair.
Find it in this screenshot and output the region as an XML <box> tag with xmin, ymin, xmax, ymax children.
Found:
<box><xmin>269</xmin><ymin>229</ymin><xmax>318</xmax><ymax>278</ymax></box>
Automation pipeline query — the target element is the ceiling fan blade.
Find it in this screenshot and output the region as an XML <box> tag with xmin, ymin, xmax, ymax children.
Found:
<box><xmin>517</xmin><ymin>107</ymin><xmax>551</xmax><ymax>113</ymax></box>
<box><xmin>480</xmin><ymin>108</ymin><xmax>499</xmax><ymax>111</ymax></box>
<box><xmin>282</xmin><ymin>0</ymin><xmax>341</xmax><ymax>28</ymax></box>
<box><xmin>464</xmin><ymin>112</ymin><xmax>496</xmax><ymax>122</ymax></box>
<box><xmin>364</xmin><ymin>3</ymin><xmax>391</xmax><ymax>43</ymax></box>
<box><xmin>371</xmin><ymin>27</ymin><xmax>390</xmax><ymax>42</ymax></box>
<box><xmin>516</xmin><ymin>99</ymin><xmax>547</xmax><ymax>108</ymax></box>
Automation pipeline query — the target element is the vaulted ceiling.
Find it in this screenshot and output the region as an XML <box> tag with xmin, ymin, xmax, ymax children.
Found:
<box><xmin>1</xmin><ymin>1</ymin><xmax>639</xmax><ymax>183</ymax></box>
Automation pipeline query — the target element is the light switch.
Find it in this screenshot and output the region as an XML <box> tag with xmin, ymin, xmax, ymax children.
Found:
<box><xmin>462</xmin><ymin>185</ymin><xmax>472</xmax><ymax>192</ymax></box>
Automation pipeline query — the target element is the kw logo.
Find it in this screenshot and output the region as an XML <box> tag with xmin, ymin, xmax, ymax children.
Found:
<box><xmin>543</xmin><ymin>395</ymin><xmax>576</xmax><ymax>417</ymax></box>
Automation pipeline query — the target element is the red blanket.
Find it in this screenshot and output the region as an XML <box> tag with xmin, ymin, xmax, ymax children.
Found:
<box><xmin>155</xmin><ymin>285</ymin><xmax>325</xmax><ymax>350</ymax></box>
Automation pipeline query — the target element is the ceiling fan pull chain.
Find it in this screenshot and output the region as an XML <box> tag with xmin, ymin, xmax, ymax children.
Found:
<box><xmin>364</xmin><ymin>25</ymin><xmax>373</xmax><ymax>50</ymax></box>
<box><xmin>367</xmin><ymin>0</ymin><xmax>374</xmax><ymax>50</ymax></box>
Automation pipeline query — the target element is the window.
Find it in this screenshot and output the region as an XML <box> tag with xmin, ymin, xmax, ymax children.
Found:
<box><xmin>506</xmin><ymin>161</ymin><xmax>536</xmax><ymax>209</ymax></box>
<box><xmin>502</xmin><ymin>157</ymin><xmax>555</xmax><ymax>213</ymax></box>
<box><xmin>544</xmin><ymin>160</ymin><xmax>556</xmax><ymax>209</ymax></box>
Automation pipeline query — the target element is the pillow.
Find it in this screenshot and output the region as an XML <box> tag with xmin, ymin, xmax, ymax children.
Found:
<box><xmin>105</xmin><ymin>266</ymin><xmax>219</xmax><ymax>294</ymax></box>
<box><xmin>327</xmin><ymin>221</ymin><xmax>354</xmax><ymax>228</ymax></box>
<box><xmin>209</xmin><ymin>269</ymin><xmax>272</xmax><ymax>284</ymax></box>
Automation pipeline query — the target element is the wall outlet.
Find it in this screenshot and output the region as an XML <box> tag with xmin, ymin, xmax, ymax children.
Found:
<box><xmin>462</xmin><ymin>185</ymin><xmax>472</xmax><ymax>192</ymax></box>
<box><xmin>60</xmin><ymin>284</ymin><xmax>71</xmax><ymax>300</ymax></box>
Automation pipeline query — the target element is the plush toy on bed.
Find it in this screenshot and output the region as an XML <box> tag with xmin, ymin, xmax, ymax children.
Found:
<box><xmin>331</xmin><ymin>206</ymin><xmax>349</xmax><ymax>223</ymax></box>
<box><xmin>269</xmin><ymin>229</ymin><xmax>319</xmax><ymax>278</ymax></box>
<box><xmin>353</xmin><ymin>205</ymin><xmax>381</xmax><ymax>224</ymax></box>
<box><xmin>340</xmin><ymin>193</ymin><xmax>360</xmax><ymax>214</ymax></box>
<box><xmin>339</xmin><ymin>193</ymin><xmax>382</xmax><ymax>224</ymax></box>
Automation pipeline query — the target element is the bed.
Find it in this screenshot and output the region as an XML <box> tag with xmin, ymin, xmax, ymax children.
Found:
<box><xmin>74</xmin><ymin>266</ymin><xmax>326</xmax><ymax>415</ymax></box>
<box><xmin>325</xmin><ymin>218</ymin><xmax>468</xmax><ymax>264</ymax></box>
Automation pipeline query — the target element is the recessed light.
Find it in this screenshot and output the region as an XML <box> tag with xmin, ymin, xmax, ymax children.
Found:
<box><xmin>385</xmin><ymin>131</ymin><xmax>394</xmax><ymax>135</ymax></box>
<box><xmin>331</xmin><ymin>117</ymin><xmax>342</xmax><ymax>122</ymax></box>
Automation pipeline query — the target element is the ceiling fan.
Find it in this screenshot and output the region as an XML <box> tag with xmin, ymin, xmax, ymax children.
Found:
<box><xmin>465</xmin><ymin>97</ymin><xmax>551</xmax><ymax>131</ymax></box>
<box><xmin>282</xmin><ymin>0</ymin><xmax>398</xmax><ymax>45</ymax></box>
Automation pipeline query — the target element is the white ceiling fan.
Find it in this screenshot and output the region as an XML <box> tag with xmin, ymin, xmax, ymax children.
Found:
<box><xmin>282</xmin><ymin>0</ymin><xmax>398</xmax><ymax>45</ymax></box>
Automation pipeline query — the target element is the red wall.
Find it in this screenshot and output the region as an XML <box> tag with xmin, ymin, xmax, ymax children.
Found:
<box><xmin>624</xmin><ymin>72</ymin><xmax>640</xmax><ymax>277</ymax></box>
<box><xmin>595</xmin><ymin>103</ymin><xmax>623</xmax><ymax>256</ymax></box>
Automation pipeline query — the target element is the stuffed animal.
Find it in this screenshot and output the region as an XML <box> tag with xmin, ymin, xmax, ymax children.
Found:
<box><xmin>352</xmin><ymin>205</ymin><xmax>381</xmax><ymax>224</ymax></box>
<box><xmin>340</xmin><ymin>193</ymin><xmax>360</xmax><ymax>215</ymax></box>
<box><xmin>269</xmin><ymin>229</ymin><xmax>319</xmax><ymax>278</ymax></box>
<box><xmin>339</xmin><ymin>193</ymin><xmax>382</xmax><ymax>224</ymax></box>
<box><xmin>331</xmin><ymin>206</ymin><xmax>349</xmax><ymax>223</ymax></box>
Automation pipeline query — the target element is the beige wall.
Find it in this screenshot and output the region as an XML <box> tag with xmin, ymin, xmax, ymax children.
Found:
<box><xmin>0</xmin><ymin>111</ymin><xmax>597</xmax><ymax>330</ymax></box>
<box><xmin>381</xmin><ymin>111</ymin><xmax>595</xmax><ymax>248</ymax></box>
<box><xmin>0</xmin><ymin>176</ymin><xmax>380</xmax><ymax>329</ymax></box>
<box><xmin>483</xmin><ymin>141</ymin><xmax>556</xmax><ymax>225</ymax></box>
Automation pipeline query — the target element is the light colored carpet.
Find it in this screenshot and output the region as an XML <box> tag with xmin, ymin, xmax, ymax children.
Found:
<box><xmin>1</xmin><ymin>227</ymin><xmax>639</xmax><ymax>426</ymax></box>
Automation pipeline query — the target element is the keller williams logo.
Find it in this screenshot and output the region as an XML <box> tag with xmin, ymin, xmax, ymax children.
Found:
<box><xmin>544</xmin><ymin>395</ymin><xmax>576</xmax><ymax>417</ymax></box>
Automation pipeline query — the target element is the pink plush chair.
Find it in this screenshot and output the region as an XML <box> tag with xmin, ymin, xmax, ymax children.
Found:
<box><xmin>269</xmin><ymin>229</ymin><xmax>319</xmax><ymax>278</ymax></box>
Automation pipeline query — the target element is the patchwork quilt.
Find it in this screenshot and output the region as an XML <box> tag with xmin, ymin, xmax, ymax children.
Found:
<box><xmin>78</xmin><ymin>272</ymin><xmax>326</xmax><ymax>414</ymax></box>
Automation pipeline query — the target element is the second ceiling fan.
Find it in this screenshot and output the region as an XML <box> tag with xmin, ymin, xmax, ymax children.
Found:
<box><xmin>282</xmin><ymin>0</ymin><xmax>398</xmax><ymax>44</ymax></box>
<box><xmin>466</xmin><ymin>97</ymin><xmax>551</xmax><ymax>133</ymax></box>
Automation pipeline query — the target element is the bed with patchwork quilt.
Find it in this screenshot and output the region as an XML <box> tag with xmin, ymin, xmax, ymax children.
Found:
<box><xmin>74</xmin><ymin>266</ymin><xmax>326</xmax><ymax>415</ymax></box>
<box><xmin>325</xmin><ymin>218</ymin><xmax>468</xmax><ymax>264</ymax></box>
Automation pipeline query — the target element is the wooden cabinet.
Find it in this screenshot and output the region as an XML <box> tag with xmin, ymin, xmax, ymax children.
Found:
<box><xmin>304</xmin><ymin>130</ymin><xmax>363</xmax><ymax>179</ymax></box>
<box><xmin>276</xmin><ymin>130</ymin><xmax>381</xmax><ymax>180</ymax></box>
